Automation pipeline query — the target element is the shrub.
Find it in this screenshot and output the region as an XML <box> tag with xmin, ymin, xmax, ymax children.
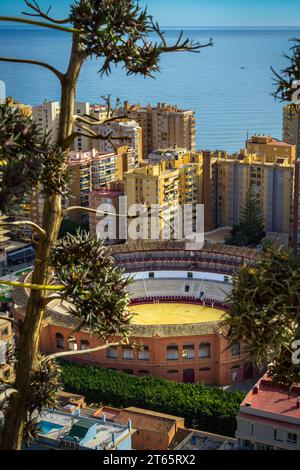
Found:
<box><xmin>59</xmin><ymin>361</ymin><xmax>245</xmax><ymax>437</ymax></box>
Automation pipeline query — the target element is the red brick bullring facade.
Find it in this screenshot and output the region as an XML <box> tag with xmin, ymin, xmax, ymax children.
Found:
<box><xmin>13</xmin><ymin>242</ymin><xmax>260</xmax><ymax>386</ymax></box>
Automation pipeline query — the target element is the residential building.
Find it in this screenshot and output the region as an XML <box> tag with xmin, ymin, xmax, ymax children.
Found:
<box><xmin>89</xmin><ymin>189</ymin><xmax>124</xmax><ymax>242</ymax></box>
<box><xmin>282</xmin><ymin>104</ymin><xmax>300</xmax><ymax>252</ymax></box>
<box><xmin>27</xmin><ymin>408</ymin><xmax>133</xmax><ymax>450</ymax></box>
<box><xmin>124</xmin><ymin>163</ymin><xmax>180</xmax><ymax>240</ymax></box>
<box><xmin>203</xmin><ymin>149</ymin><xmax>295</xmax><ymax>235</ymax></box>
<box><xmin>92</xmin><ymin>405</ymin><xmax>236</xmax><ymax>450</ymax></box>
<box><xmin>32</xmin><ymin>100</ymin><xmax>60</xmax><ymax>143</ymax></box>
<box><xmin>114</xmin><ymin>407</ymin><xmax>184</xmax><ymax>450</ymax></box>
<box><xmin>68</xmin><ymin>147</ymin><xmax>135</xmax><ymax>223</ymax></box>
<box><xmin>32</xmin><ymin>100</ymin><xmax>109</xmax><ymax>150</ymax></box>
<box><xmin>246</xmin><ymin>134</ymin><xmax>295</xmax><ymax>163</ymax></box>
<box><xmin>124</xmin><ymin>153</ymin><xmax>203</xmax><ymax>240</ymax></box>
<box><xmin>236</xmin><ymin>374</ymin><xmax>300</xmax><ymax>450</ymax></box>
<box><xmin>119</xmin><ymin>102</ymin><xmax>196</xmax><ymax>159</ymax></box>
<box><xmin>93</xmin><ymin>120</ymin><xmax>143</xmax><ymax>164</ymax></box>
<box><xmin>0</xmin><ymin>214</ymin><xmax>9</xmax><ymax>274</ymax></box>
<box><xmin>0</xmin><ymin>316</ymin><xmax>14</xmax><ymax>383</ymax></box>
<box><xmin>148</xmin><ymin>147</ymin><xmax>190</xmax><ymax>164</ymax></box>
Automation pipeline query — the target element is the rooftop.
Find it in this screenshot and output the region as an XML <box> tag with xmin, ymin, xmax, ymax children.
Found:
<box><xmin>34</xmin><ymin>408</ymin><xmax>132</xmax><ymax>450</ymax></box>
<box><xmin>241</xmin><ymin>374</ymin><xmax>300</xmax><ymax>421</ymax></box>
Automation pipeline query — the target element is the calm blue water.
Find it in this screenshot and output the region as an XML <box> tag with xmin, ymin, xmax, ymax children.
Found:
<box><xmin>38</xmin><ymin>420</ymin><xmax>64</xmax><ymax>435</ymax></box>
<box><xmin>0</xmin><ymin>27</ymin><xmax>300</xmax><ymax>151</ymax></box>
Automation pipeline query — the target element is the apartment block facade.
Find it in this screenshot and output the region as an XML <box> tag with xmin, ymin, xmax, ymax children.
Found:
<box><xmin>0</xmin><ymin>317</ymin><xmax>14</xmax><ymax>383</ymax></box>
<box><xmin>282</xmin><ymin>104</ymin><xmax>300</xmax><ymax>251</ymax></box>
<box><xmin>69</xmin><ymin>147</ymin><xmax>135</xmax><ymax>223</ymax></box>
<box><xmin>93</xmin><ymin>120</ymin><xmax>143</xmax><ymax>164</ymax></box>
<box><xmin>202</xmin><ymin>142</ymin><xmax>295</xmax><ymax>236</ymax></box>
<box><xmin>124</xmin><ymin>153</ymin><xmax>203</xmax><ymax>240</ymax></box>
<box><xmin>121</xmin><ymin>102</ymin><xmax>196</xmax><ymax>159</ymax></box>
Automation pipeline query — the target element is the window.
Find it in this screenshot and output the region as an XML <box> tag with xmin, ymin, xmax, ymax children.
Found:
<box><xmin>184</xmin><ymin>285</ymin><xmax>190</xmax><ymax>293</ymax></box>
<box><xmin>167</xmin><ymin>370</ymin><xmax>179</xmax><ymax>374</ymax></box>
<box><xmin>122</xmin><ymin>369</ymin><xmax>133</xmax><ymax>375</ymax></box>
<box><xmin>68</xmin><ymin>341</ymin><xmax>77</xmax><ymax>351</ymax></box>
<box><xmin>287</xmin><ymin>433</ymin><xmax>297</xmax><ymax>444</ymax></box>
<box><xmin>187</xmin><ymin>272</ymin><xmax>193</xmax><ymax>279</ymax></box>
<box><xmin>138</xmin><ymin>370</ymin><xmax>149</xmax><ymax>375</ymax></box>
<box><xmin>81</xmin><ymin>340</ymin><xmax>90</xmax><ymax>351</ymax></box>
<box><xmin>55</xmin><ymin>333</ymin><xmax>64</xmax><ymax>349</ymax></box>
<box><xmin>106</xmin><ymin>347</ymin><xmax>118</xmax><ymax>359</ymax></box>
<box><xmin>138</xmin><ymin>346</ymin><xmax>149</xmax><ymax>361</ymax></box>
<box><xmin>149</xmin><ymin>272</ymin><xmax>155</xmax><ymax>279</ymax></box>
<box><xmin>167</xmin><ymin>345</ymin><xmax>179</xmax><ymax>360</ymax></box>
<box><xmin>199</xmin><ymin>367</ymin><xmax>210</xmax><ymax>372</ymax></box>
<box><xmin>199</xmin><ymin>342</ymin><xmax>211</xmax><ymax>358</ymax></box>
<box><xmin>123</xmin><ymin>347</ymin><xmax>134</xmax><ymax>360</ymax></box>
<box><xmin>183</xmin><ymin>344</ymin><xmax>195</xmax><ymax>359</ymax></box>
<box><xmin>274</xmin><ymin>429</ymin><xmax>283</xmax><ymax>442</ymax></box>
<box><xmin>231</xmin><ymin>342</ymin><xmax>240</xmax><ymax>357</ymax></box>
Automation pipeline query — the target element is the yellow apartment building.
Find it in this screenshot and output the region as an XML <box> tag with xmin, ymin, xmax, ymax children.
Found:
<box><xmin>246</xmin><ymin>135</ymin><xmax>295</xmax><ymax>163</ymax></box>
<box><xmin>215</xmin><ymin>152</ymin><xmax>294</xmax><ymax>234</ymax></box>
<box><xmin>122</xmin><ymin>102</ymin><xmax>196</xmax><ymax>159</ymax></box>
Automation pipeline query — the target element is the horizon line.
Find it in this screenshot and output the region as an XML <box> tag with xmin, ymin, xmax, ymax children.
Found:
<box><xmin>1</xmin><ymin>24</ymin><xmax>300</xmax><ymax>29</ymax></box>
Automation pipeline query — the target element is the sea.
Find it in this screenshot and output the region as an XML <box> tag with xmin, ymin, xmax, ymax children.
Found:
<box><xmin>0</xmin><ymin>26</ymin><xmax>300</xmax><ymax>152</ymax></box>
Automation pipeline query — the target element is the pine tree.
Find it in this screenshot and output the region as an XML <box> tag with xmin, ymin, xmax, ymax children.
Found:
<box><xmin>226</xmin><ymin>187</ymin><xmax>265</xmax><ymax>246</ymax></box>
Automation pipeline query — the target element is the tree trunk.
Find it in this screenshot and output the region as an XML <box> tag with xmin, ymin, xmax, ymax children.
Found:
<box><xmin>0</xmin><ymin>34</ymin><xmax>85</xmax><ymax>450</ymax></box>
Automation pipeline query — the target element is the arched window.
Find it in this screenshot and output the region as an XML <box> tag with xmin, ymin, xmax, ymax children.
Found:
<box><xmin>183</xmin><ymin>344</ymin><xmax>195</xmax><ymax>359</ymax></box>
<box><xmin>55</xmin><ymin>333</ymin><xmax>64</xmax><ymax>349</ymax></box>
<box><xmin>81</xmin><ymin>340</ymin><xmax>89</xmax><ymax>351</ymax></box>
<box><xmin>231</xmin><ymin>342</ymin><xmax>240</xmax><ymax>357</ymax></box>
<box><xmin>167</xmin><ymin>345</ymin><xmax>179</xmax><ymax>360</ymax></box>
<box><xmin>199</xmin><ymin>342</ymin><xmax>211</xmax><ymax>358</ymax></box>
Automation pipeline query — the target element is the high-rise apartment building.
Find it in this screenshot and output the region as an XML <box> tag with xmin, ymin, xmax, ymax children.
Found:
<box><xmin>93</xmin><ymin>120</ymin><xmax>143</xmax><ymax>164</ymax></box>
<box><xmin>32</xmin><ymin>101</ymin><xmax>111</xmax><ymax>151</ymax></box>
<box><xmin>124</xmin><ymin>152</ymin><xmax>203</xmax><ymax>240</ymax></box>
<box><xmin>202</xmin><ymin>146</ymin><xmax>295</xmax><ymax>236</ymax></box>
<box><xmin>217</xmin><ymin>152</ymin><xmax>294</xmax><ymax>234</ymax></box>
<box><xmin>282</xmin><ymin>104</ymin><xmax>300</xmax><ymax>251</ymax></box>
<box><xmin>120</xmin><ymin>102</ymin><xmax>196</xmax><ymax>159</ymax></box>
<box><xmin>32</xmin><ymin>100</ymin><xmax>60</xmax><ymax>143</ymax></box>
<box><xmin>68</xmin><ymin>147</ymin><xmax>136</xmax><ymax>223</ymax></box>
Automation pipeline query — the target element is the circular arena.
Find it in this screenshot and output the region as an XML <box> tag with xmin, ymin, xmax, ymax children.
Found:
<box><xmin>13</xmin><ymin>241</ymin><xmax>259</xmax><ymax>386</ymax></box>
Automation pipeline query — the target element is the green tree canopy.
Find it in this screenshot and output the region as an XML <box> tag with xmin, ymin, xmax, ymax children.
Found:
<box><xmin>223</xmin><ymin>244</ymin><xmax>300</xmax><ymax>390</ymax></box>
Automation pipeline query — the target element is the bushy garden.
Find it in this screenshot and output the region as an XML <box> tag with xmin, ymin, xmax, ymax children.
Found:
<box><xmin>59</xmin><ymin>361</ymin><xmax>245</xmax><ymax>437</ymax></box>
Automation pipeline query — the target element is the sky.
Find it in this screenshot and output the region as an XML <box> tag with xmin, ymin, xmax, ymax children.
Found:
<box><xmin>1</xmin><ymin>0</ymin><xmax>300</xmax><ymax>27</ymax></box>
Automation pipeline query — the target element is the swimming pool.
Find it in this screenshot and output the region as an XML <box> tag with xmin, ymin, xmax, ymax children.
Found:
<box><xmin>38</xmin><ymin>420</ymin><xmax>64</xmax><ymax>435</ymax></box>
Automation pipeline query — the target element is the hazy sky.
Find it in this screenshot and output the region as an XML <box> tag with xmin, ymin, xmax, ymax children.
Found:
<box><xmin>1</xmin><ymin>0</ymin><xmax>300</xmax><ymax>27</ymax></box>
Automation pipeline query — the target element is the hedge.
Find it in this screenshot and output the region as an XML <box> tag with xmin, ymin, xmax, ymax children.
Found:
<box><xmin>59</xmin><ymin>361</ymin><xmax>245</xmax><ymax>437</ymax></box>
